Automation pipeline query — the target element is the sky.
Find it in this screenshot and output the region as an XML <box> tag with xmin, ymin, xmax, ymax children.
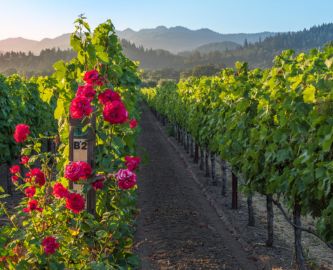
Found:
<box><xmin>0</xmin><ymin>0</ymin><xmax>333</xmax><ymax>40</ymax></box>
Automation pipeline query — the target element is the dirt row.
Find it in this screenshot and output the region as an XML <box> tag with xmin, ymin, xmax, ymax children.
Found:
<box><xmin>134</xmin><ymin>106</ymin><xmax>262</xmax><ymax>270</ymax></box>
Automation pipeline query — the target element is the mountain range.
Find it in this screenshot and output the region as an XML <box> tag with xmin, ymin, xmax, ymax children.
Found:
<box><xmin>0</xmin><ymin>34</ymin><xmax>70</xmax><ymax>55</ymax></box>
<box><xmin>0</xmin><ymin>26</ymin><xmax>274</xmax><ymax>55</ymax></box>
<box><xmin>115</xmin><ymin>26</ymin><xmax>274</xmax><ymax>53</ymax></box>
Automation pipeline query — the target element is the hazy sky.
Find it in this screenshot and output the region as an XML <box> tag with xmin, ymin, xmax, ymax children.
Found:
<box><xmin>1</xmin><ymin>0</ymin><xmax>333</xmax><ymax>40</ymax></box>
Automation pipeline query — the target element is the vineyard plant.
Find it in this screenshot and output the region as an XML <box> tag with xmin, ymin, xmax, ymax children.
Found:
<box><xmin>0</xmin><ymin>17</ymin><xmax>141</xmax><ymax>269</ymax></box>
<box><xmin>141</xmin><ymin>46</ymin><xmax>333</xmax><ymax>269</ymax></box>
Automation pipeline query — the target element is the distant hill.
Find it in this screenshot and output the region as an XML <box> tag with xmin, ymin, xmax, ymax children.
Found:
<box><xmin>194</xmin><ymin>41</ymin><xmax>241</xmax><ymax>54</ymax></box>
<box><xmin>0</xmin><ymin>37</ymin><xmax>39</xmax><ymax>54</ymax></box>
<box><xmin>0</xmin><ymin>34</ymin><xmax>70</xmax><ymax>55</ymax></box>
<box><xmin>116</xmin><ymin>26</ymin><xmax>274</xmax><ymax>53</ymax></box>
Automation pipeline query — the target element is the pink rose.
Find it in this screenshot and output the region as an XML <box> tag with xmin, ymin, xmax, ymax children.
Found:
<box><xmin>116</xmin><ymin>169</ymin><xmax>137</xmax><ymax>190</ymax></box>
<box><xmin>64</xmin><ymin>161</ymin><xmax>92</xmax><ymax>182</ymax></box>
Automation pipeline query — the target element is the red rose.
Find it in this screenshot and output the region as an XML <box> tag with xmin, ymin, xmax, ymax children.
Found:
<box><xmin>64</xmin><ymin>161</ymin><xmax>92</xmax><ymax>182</ymax></box>
<box><xmin>64</xmin><ymin>162</ymin><xmax>81</xmax><ymax>181</ymax></box>
<box><xmin>91</xmin><ymin>176</ymin><xmax>105</xmax><ymax>190</ymax></box>
<box><xmin>9</xmin><ymin>165</ymin><xmax>20</xmax><ymax>174</ymax></box>
<box><xmin>25</xmin><ymin>168</ymin><xmax>46</xmax><ymax>187</ymax></box>
<box><xmin>83</xmin><ymin>70</ymin><xmax>103</xmax><ymax>86</ymax></box>
<box><xmin>66</xmin><ymin>193</ymin><xmax>85</xmax><ymax>214</ymax></box>
<box><xmin>116</xmin><ymin>169</ymin><xmax>137</xmax><ymax>190</ymax></box>
<box><xmin>129</xmin><ymin>118</ymin><xmax>138</xmax><ymax>129</ymax></box>
<box><xmin>20</xmin><ymin>156</ymin><xmax>30</xmax><ymax>165</ymax></box>
<box><xmin>23</xmin><ymin>200</ymin><xmax>42</xmax><ymax>212</ymax></box>
<box><xmin>91</xmin><ymin>179</ymin><xmax>104</xmax><ymax>190</ymax></box>
<box><xmin>25</xmin><ymin>186</ymin><xmax>36</xmax><ymax>198</ymax></box>
<box><xmin>13</xmin><ymin>124</ymin><xmax>30</xmax><ymax>143</ymax></box>
<box><xmin>125</xmin><ymin>156</ymin><xmax>141</xmax><ymax>171</ymax></box>
<box><xmin>76</xmin><ymin>161</ymin><xmax>92</xmax><ymax>179</ymax></box>
<box><xmin>98</xmin><ymin>89</ymin><xmax>121</xmax><ymax>105</ymax></box>
<box><xmin>76</xmin><ymin>84</ymin><xmax>96</xmax><ymax>100</ymax></box>
<box><xmin>103</xmin><ymin>100</ymin><xmax>128</xmax><ymax>124</ymax></box>
<box><xmin>69</xmin><ymin>96</ymin><xmax>93</xmax><ymax>119</ymax></box>
<box><xmin>11</xmin><ymin>175</ymin><xmax>19</xmax><ymax>183</ymax></box>
<box><xmin>83</xmin><ymin>70</ymin><xmax>99</xmax><ymax>83</ymax></box>
<box><xmin>42</xmin><ymin>236</ymin><xmax>60</xmax><ymax>255</ymax></box>
<box><xmin>53</xmin><ymin>183</ymin><xmax>69</xmax><ymax>199</ymax></box>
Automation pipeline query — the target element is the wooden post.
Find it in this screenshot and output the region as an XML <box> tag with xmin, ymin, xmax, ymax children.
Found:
<box><xmin>194</xmin><ymin>142</ymin><xmax>199</xmax><ymax>163</ymax></box>
<box><xmin>211</xmin><ymin>153</ymin><xmax>217</xmax><ymax>186</ymax></box>
<box><xmin>205</xmin><ymin>149</ymin><xmax>210</xmax><ymax>177</ymax></box>
<box><xmin>184</xmin><ymin>133</ymin><xmax>187</xmax><ymax>152</ymax></box>
<box><xmin>199</xmin><ymin>147</ymin><xmax>204</xmax><ymax>170</ymax></box>
<box><xmin>176</xmin><ymin>124</ymin><xmax>180</xmax><ymax>143</ymax></box>
<box><xmin>266</xmin><ymin>195</ymin><xmax>274</xmax><ymax>247</ymax></box>
<box><xmin>185</xmin><ymin>131</ymin><xmax>188</xmax><ymax>151</ymax></box>
<box><xmin>69</xmin><ymin>116</ymin><xmax>96</xmax><ymax>215</ymax></box>
<box><xmin>181</xmin><ymin>128</ymin><xmax>184</xmax><ymax>145</ymax></box>
<box><xmin>293</xmin><ymin>201</ymin><xmax>307</xmax><ymax>270</ymax></box>
<box><xmin>186</xmin><ymin>131</ymin><xmax>190</xmax><ymax>154</ymax></box>
<box><xmin>231</xmin><ymin>172</ymin><xmax>238</xmax><ymax>209</ymax></box>
<box><xmin>221</xmin><ymin>159</ymin><xmax>227</xmax><ymax>196</ymax></box>
<box><xmin>247</xmin><ymin>193</ymin><xmax>255</xmax><ymax>226</ymax></box>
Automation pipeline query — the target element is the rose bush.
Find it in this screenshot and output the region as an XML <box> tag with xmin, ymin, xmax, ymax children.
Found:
<box><xmin>0</xmin><ymin>17</ymin><xmax>141</xmax><ymax>269</ymax></box>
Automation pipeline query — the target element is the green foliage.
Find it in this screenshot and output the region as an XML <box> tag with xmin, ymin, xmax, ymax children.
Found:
<box><xmin>142</xmin><ymin>45</ymin><xmax>333</xmax><ymax>243</ymax></box>
<box><xmin>0</xmin><ymin>74</ymin><xmax>56</xmax><ymax>163</ymax></box>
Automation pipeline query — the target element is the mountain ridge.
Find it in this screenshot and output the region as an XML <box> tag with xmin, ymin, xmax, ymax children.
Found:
<box><xmin>115</xmin><ymin>26</ymin><xmax>275</xmax><ymax>53</ymax></box>
<box><xmin>0</xmin><ymin>26</ymin><xmax>275</xmax><ymax>54</ymax></box>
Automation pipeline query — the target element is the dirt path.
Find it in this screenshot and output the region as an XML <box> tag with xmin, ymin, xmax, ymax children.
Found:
<box><xmin>134</xmin><ymin>106</ymin><xmax>260</xmax><ymax>270</ymax></box>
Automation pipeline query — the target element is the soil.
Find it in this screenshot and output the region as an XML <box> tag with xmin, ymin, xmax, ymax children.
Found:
<box><xmin>134</xmin><ymin>106</ymin><xmax>262</xmax><ymax>270</ymax></box>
